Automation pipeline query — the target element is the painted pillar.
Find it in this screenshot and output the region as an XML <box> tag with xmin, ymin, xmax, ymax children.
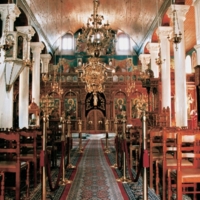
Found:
<box><xmin>40</xmin><ymin>54</ymin><xmax>51</xmax><ymax>73</ymax></box>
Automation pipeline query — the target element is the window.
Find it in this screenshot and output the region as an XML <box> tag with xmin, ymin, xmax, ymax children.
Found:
<box><xmin>115</xmin><ymin>33</ymin><xmax>133</xmax><ymax>55</ymax></box>
<box><xmin>118</xmin><ymin>35</ymin><xmax>129</xmax><ymax>51</ymax></box>
<box><xmin>185</xmin><ymin>55</ymin><xmax>192</xmax><ymax>74</ymax></box>
<box><xmin>62</xmin><ymin>34</ymin><xmax>73</xmax><ymax>50</ymax></box>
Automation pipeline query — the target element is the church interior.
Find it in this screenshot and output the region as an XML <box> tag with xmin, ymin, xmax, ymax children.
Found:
<box><xmin>1</xmin><ymin>0</ymin><xmax>200</xmax><ymax>199</ymax></box>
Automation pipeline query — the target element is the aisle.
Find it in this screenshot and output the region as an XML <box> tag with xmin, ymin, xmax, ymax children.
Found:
<box><xmin>65</xmin><ymin>137</ymin><xmax>124</xmax><ymax>200</ymax></box>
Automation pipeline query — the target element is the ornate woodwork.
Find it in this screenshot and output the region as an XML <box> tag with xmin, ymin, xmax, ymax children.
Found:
<box><xmin>13</xmin><ymin>60</ymin><xmax>197</xmax><ymax>130</ymax></box>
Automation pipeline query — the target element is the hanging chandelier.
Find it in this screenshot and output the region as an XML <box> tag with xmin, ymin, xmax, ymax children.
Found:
<box><xmin>76</xmin><ymin>0</ymin><xmax>116</xmax><ymax>56</ymax></box>
<box><xmin>167</xmin><ymin>4</ymin><xmax>182</xmax><ymax>50</ymax></box>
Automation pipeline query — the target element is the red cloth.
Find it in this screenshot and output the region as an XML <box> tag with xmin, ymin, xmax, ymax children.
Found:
<box><xmin>143</xmin><ymin>149</ymin><xmax>149</xmax><ymax>168</ymax></box>
<box><xmin>40</xmin><ymin>150</ymin><xmax>45</xmax><ymax>167</ymax></box>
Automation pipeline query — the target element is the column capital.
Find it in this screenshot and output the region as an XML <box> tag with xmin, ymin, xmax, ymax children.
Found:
<box><xmin>167</xmin><ymin>4</ymin><xmax>190</xmax><ymax>22</ymax></box>
<box><xmin>41</xmin><ymin>54</ymin><xmax>51</xmax><ymax>73</ymax></box>
<box><xmin>41</xmin><ymin>54</ymin><xmax>52</xmax><ymax>61</ymax></box>
<box><xmin>30</xmin><ymin>42</ymin><xmax>44</xmax><ymax>54</ymax></box>
<box><xmin>139</xmin><ymin>54</ymin><xmax>151</xmax><ymax>65</ymax></box>
<box><xmin>146</xmin><ymin>43</ymin><xmax>160</xmax><ymax>54</ymax></box>
<box><xmin>157</xmin><ymin>26</ymin><xmax>173</xmax><ymax>39</ymax></box>
<box><xmin>0</xmin><ymin>4</ymin><xmax>20</xmax><ymax>20</ymax></box>
<box><xmin>16</xmin><ymin>26</ymin><xmax>35</xmax><ymax>41</ymax></box>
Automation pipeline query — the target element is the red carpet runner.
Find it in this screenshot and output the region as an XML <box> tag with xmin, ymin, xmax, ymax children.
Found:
<box><xmin>64</xmin><ymin>139</ymin><xmax>124</xmax><ymax>200</ymax></box>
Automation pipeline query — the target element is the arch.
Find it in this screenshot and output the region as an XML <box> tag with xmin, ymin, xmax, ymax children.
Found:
<box><xmin>151</xmin><ymin>12</ymin><xmax>170</xmax><ymax>43</ymax></box>
<box><xmin>162</xmin><ymin>13</ymin><xmax>170</xmax><ymax>26</ymax></box>
<box><xmin>57</xmin><ymin>32</ymin><xmax>75</xmax><ymax>55</ymax></box>
<box><xmin>64</xmin><ymin>90</ymin><xmax>77</xmax><ymax>98</ymax></box>
<box><xmin>31</xmin><ymin>27</ymin><xmax>39</xmax><ymax>42</ymax></box>
<box><xmin>85</xmin><ymin>92</ymin><xmax>106</xmax><ymax>117</ymax></box>
<box><xmin>14</xmin><ymin>7</ymin><xmax>28</xmax><ymax>29</ymax></box>
<box><xmin>41</xmin><ymin>41</ymin><xmax>47</xmax><ymax>54</ymax></box>
<box><xmin>86</xmin><ymin>109</ymin><xmax>105</xmax><ymax>132</ymax></box>
<box><xmin>116</xmin><ymin>32</ymin><xmax>132</xmax><ymax>55</ymax></box>
<box><xmin>62</xmin><ymin>32</ymin><xmax>74</xmax><ymax>50</ymax></box>
<box><xmin>144</xmin><ymin>42</ymin><xmax>150</xmax><ymax>54</ymax></box>
<box><xmin>151</xmin><ymin>28</ymin><xmax>159</xmax><ymax>43</ymax></box>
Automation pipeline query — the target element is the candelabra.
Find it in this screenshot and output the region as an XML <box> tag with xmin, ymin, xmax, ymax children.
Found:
<box><xmin>125</xmin><ymin>75</ymin><xmax>135</xmax><ymax>96</ymax></box>
<box><xmin>40</xmin><ymin>94</ymin><xmax>56</xmax><ymax>116</ymax></box>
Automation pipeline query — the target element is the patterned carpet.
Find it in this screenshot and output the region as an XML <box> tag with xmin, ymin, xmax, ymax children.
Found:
<box><xmin>65</xmin><ymin>138</ymin><xmax>124</xmax><ymax>200</ymax></box>
<box><xmin>103</xmin><ymin>137</ymin><xmax>161</xmax><ymax>200</ymax></box>
<box><xmin>4</xmin><ymin>138</ymin><xmax>88</xmax><ymax>200</ymax></box>
<box><xmin>4</xmin><ymin>134</ymin><xmax>192</xmax><ymax>200</ymax></box>
<box><xmin>105</xmin><ymin>136</ymin><xmax>192</xmax><ymax>200</ymax></box>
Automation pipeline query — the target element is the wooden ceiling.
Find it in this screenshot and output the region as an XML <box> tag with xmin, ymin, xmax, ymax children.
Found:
<box><xmin>5</xmin><ymin>0</ymin><xmax>197</xmax><ymax>55</ymax></box>
<box><xmin>184</xmin><ymin>0</ymin><xmax>196</xmax><ymax>53</ymax></box>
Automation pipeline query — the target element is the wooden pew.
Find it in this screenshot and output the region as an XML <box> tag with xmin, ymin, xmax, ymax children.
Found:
<box><xmin>0</xmin><ymin>172</ymin><xmax>5</xmax><ymax>200</ymax></box>
<box><xmin>19</xmin><ymin>129</ymin><xmax>38</xmax><ymax>187</ymax></box>
<box><xmin>0</xmin><ymin>132</ymin><xmax>30</xmax><ymax>199</ymax></box>
<box><xmin>162</xmin><ymin>128</ymin><xmax>194</xmax><ymax>200</ymax></box>
<box><xmin>168</xmin><ymin>129</ymin><xmax>200</xmax><ymax>200</ymax></box>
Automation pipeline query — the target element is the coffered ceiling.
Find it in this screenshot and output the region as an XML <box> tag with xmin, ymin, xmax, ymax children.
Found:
<box><xmin>16</xmin><ymin>0</ymin><xmax>196</xmax><ymax>55</ymax></box>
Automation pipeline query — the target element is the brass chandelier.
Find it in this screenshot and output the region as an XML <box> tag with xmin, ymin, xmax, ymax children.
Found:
<box><xmin>76</xmin><ymin>0</ymin><xmax>116</xmax><ymax>56</ymax></box>
<box><xmin>80</xmin><ymin>57</ymin><xmax>107</xmax><ymax>93</ymax></box>
<box><xmin>76</xmin><ymin>0</ymin><xmax>115</xmax><ymax>94</ymax></box>
<box><xmin>168</xmin><ymin>4</ymin><xmax>182</xmax><ymax>50</ymax></box>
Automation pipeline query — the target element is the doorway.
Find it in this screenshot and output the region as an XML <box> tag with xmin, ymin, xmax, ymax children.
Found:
<box><xmin>86</xmin><ymin>109</ymin><xmax>105</xmax><ymax>133</ymax></box>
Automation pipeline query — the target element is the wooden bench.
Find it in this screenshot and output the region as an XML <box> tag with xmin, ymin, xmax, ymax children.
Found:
<box><xmin>0</xmin><ymin>132</ymin><xmax>30</xmax><ymax>199</ymax></box>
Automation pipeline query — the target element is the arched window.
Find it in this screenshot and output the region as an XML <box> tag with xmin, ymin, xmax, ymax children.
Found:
<box><xmin>62</xmin><ymin>33</ymin><xmax>73</xmax><ymax>50</ymax></box>
<box><xmin>116</xmin><ymin>33</ymin><xmax>133</xmax><ymax>55</ymax></box>
<box><xmin>118</xmin><ymin>34</ymin><xmax>129</xmax><ymax>51</ymax></box>
<box><xmin>185</xmin><ymin>55</ymin><xmax>192</xmax><ymax>74</ymax></box>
